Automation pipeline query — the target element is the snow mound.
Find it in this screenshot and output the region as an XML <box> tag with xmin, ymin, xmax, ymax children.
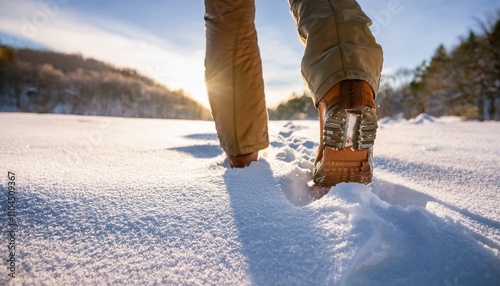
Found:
<box><xmin>409</xmin><ymin>113</ymin><xmax>436</xmax><ymax>124</ymax></box>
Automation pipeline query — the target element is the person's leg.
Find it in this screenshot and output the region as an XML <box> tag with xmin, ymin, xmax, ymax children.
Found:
<box><xmin>289</xmin><ymin>0</ymin><xmax>383</xmax><ymax>102</ymax></box>
<box><xmin>204</xmin><ymin>0</ymin><xmax>269</xmax><ymax>167</ymax></box>
<box><xmin>288</xmin><ymin>0</ymin><xmax>383</xmax><ymax>187</ymax></box>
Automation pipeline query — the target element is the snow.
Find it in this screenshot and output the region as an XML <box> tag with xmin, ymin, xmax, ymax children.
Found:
<box><xmin>0</xmin><ymin>112</ymin><xmax>499</xmax><ymax>285</ymax></box>
<box><xmin>408</xmin><ymin>113</ymin><xmax>436</xmax><ymax>124</ymax></box>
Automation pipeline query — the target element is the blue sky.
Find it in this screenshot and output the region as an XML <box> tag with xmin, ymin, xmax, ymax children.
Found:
<box><xmin>0</xmin><ymin>0</ymin><xmax>497</xmax><ymax>108</ymax></box>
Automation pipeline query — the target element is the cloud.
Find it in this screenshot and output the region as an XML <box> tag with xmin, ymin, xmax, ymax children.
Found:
<box><xmin>0</xmin><ymin>0</ymin><xmax>322</xmax><ymax>109</ymax></box>
<box><xmin>1</xmin><ymin>0</ymin><xmax>314</xmax><ymax>109</ymax></box>
<box><xmin>0</xmin><ymin>0</ymin><xmax>209</xmax><ymax>106</ymax></box>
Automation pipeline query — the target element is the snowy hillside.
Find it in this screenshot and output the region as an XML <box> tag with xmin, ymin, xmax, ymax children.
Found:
<box><xmin>0</xmin><ymin>112</ymin><xmax>499</xmax><ymax>285</ymax></box>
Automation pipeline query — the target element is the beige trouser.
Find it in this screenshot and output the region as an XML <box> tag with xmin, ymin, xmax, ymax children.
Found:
<box><xmin>204</xmin><ymin>0</ymin><xmax>383</xmax><ymax>157</ymax></box>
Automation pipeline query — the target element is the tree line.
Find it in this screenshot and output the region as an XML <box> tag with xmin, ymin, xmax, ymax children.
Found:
<box><xmin>375</xmin><ymin>12</ymin><xmax>499</xmax><ymax>121</ymax></box>
<box><xmin>0</xmin><ymin>47</ymin><xmax>211</xmax><ymax>120</ymax></box>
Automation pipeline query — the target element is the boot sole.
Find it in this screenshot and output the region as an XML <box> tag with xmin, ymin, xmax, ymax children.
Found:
<box><xmin>313</xmin><ymin>106</ymin><xmax>377</xmax><ymax>187</ymax></box>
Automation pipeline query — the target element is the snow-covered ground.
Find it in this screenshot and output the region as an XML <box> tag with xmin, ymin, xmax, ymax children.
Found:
<box><xmin>0</xmin><ymin>112</ymin><xmax>499</xmax><ymax>285</ymax></box>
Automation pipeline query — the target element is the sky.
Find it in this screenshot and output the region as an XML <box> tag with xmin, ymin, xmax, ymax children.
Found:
<box><xmin>0</xmin><ymin>0</ymin><xmax>498</xmax><ymax>108</ymax></box>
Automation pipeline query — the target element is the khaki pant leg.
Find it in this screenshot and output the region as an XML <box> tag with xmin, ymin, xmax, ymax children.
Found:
<box><xmin>204</xmin><ymin>0</ymin><xmax>269</xmax><ymax>157</ymax></box>
<box><xmin>289</xmin><ymin>0</ymin><xmax>383</xmax><ymax>105</ymax></box>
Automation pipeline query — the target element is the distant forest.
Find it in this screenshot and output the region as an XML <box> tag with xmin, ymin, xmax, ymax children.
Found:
<box><xmin>0</xmin><ymin>47</ymin><xmax>211</xmax><ymax>120</ymax></box>
<box><xmin>270</xmin><ymin>12</ymin><xmax>500</xmax><ymax>121</ymax></box>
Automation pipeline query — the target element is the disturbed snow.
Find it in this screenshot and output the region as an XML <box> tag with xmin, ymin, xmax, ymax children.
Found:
<box><xmin>0</xmin><ymin>112</ymin><xmax>499</xmax><ymax>285</ymax></box>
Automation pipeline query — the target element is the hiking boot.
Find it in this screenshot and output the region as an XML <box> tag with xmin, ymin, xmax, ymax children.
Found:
<box><xmin>313</xmin><ymin>80</ymin><xmax>378</xmax><ymax>187</ymax></box>
<box><xmin>228</xmin><ymin>152</ymin><xmax>258</xmax><ymax>168</ymax></box>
